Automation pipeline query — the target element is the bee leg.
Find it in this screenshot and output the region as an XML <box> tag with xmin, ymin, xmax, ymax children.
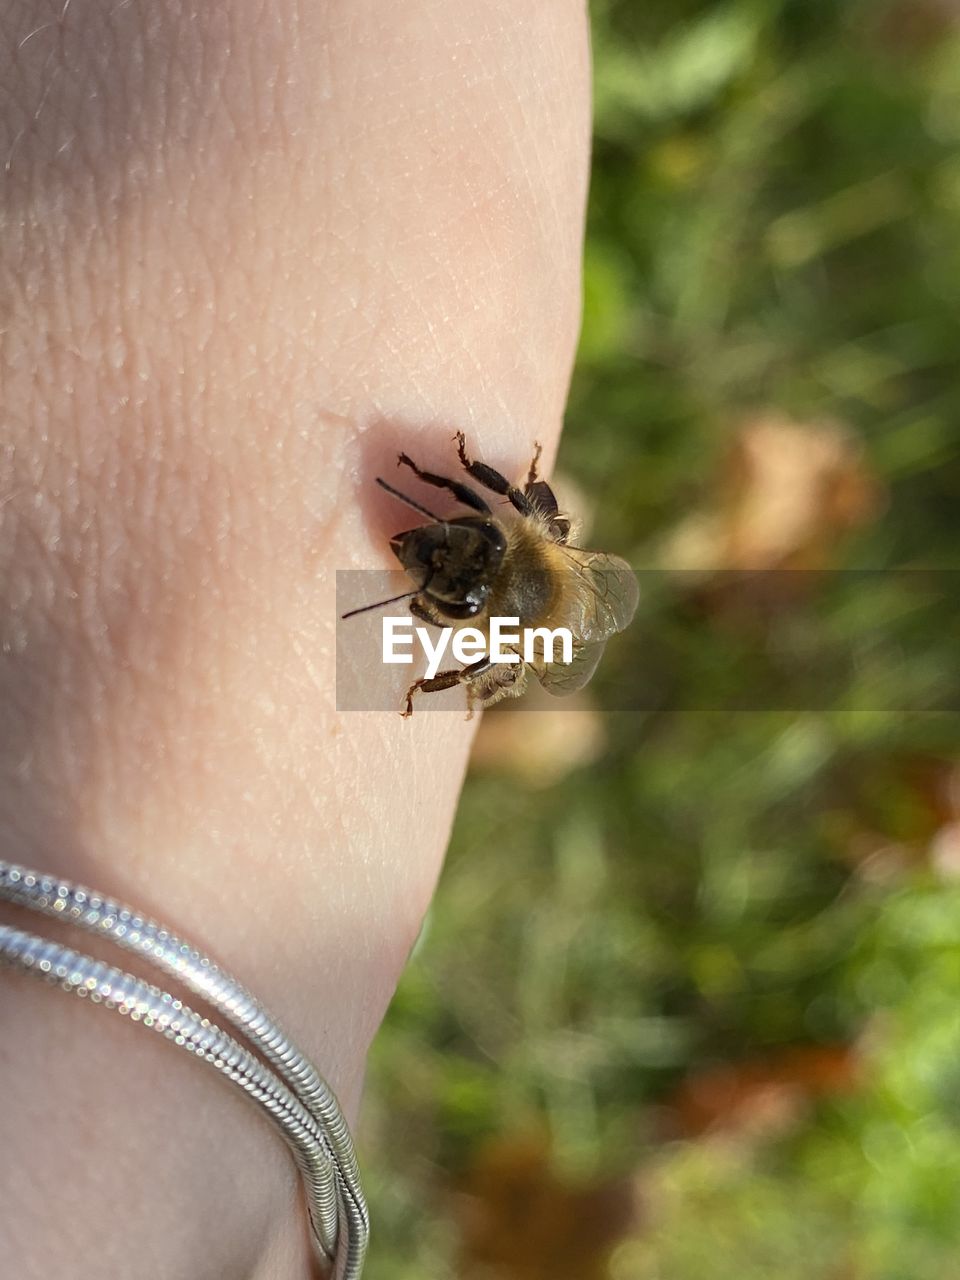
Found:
<box><xmin>548</xmin><ymin>514</ymin><xmax>572</xmax><ymax>544</ymax></box>
<box><xmin>402</xmin><ymin>657</ymin><xmax>493</xmax><ymax>719</ymax></box>
<box><xmin>408</xmin><ymin>597</ymin><xmax>447</xmax><ymax>628</ymax></box>
<box><xmin>397</xmin><ymin>452</ymin><xmax>491</xmax><ymax>515</ymax></box>
<box><xmin>468</xmin><ymin>661</ymin><xmax>528</xmax><ymax>713</ymax></box>
<box><xmin>526</xmin><ymin>442</ymin><xmax>543</xmax><ymax>488</ymax></box>
<box><xmin>524</xmin><ymin>479</ymin><xmax>557</xmax><ymax>512</ymax></box>
<box><xmin>455</xmin><ymin>432</ymin><xmax>538</xmax><ymax>519</ymax></box>
<box><xmin>519</xmin><ymin>448</ymin><xmax>572</xmax><ymax>543</ymax></box>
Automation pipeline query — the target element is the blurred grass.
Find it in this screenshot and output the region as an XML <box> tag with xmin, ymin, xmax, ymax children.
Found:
<box><xmin>359</xmin><ymin>2</ymin><xmax>960</xmax><ymax>1277</ymax></box>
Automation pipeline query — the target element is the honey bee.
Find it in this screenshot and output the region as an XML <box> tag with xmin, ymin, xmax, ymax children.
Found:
<box><xmin>343</xmin><ymin>433</ymin><xmax>638</xmax><ymax>717</ymax></box>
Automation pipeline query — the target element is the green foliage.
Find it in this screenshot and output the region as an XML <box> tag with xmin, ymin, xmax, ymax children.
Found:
<box><xmin>361</xmin><ymin>2</ymin><xmax>960</xmax><ymax>1275</ymax></box>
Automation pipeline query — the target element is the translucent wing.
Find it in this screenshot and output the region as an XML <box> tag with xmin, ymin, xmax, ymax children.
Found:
<box><xmin>552</xmin><ymin>549</ymin><xmax>639</xmax><ymax>642</ymax></box>
<box><xmin>538</xmin><ymin>638</ymin><xmax>608</xmax><ymax>695</ymax></box>
<box><xmin>533</xmin><ymin>549</ymin><xmax>638</xmax><ymax>697</ymax></box>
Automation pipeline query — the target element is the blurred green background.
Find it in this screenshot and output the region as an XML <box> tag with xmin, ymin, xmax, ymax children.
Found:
<box><xmin>359</xmin><ymin>2</ymin><xmax>960</xmax><ymax>1277</ymax></box>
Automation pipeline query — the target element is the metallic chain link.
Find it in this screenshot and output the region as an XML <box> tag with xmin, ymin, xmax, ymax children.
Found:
<box><xmin>0</xmin><ymin>860</ymin><xmax>368</xmax><ymax>1280</ymax></box>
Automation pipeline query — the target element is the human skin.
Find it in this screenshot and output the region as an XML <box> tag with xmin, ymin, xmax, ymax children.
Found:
<box><xmin>0</xmin><ymin>2</ymin><xmax>590</xmax><ymax>1277</ymax></box>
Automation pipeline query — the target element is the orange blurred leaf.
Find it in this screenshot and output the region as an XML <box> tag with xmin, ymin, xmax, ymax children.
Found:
<box><xmin>662</xmin><ymin>414</ymin><xmax>883</xmax><ymax>572</ymax></box>
<box><xmin>454</xmin><ymin>1131</ymin><xmax>639</xmax><ymax>1280</ymax></box>
<box><xmin>470</xmin><ymin>703</ymin><xmax>607</xmax><ymax>788</ymax></box>
<box><xmin>662</xmin><ymin>1043</ymin><xmax>862</xmax><ymax>1141</ymax></box>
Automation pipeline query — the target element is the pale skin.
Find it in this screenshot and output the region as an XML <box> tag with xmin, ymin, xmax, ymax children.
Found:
<box><xmin>0</xmin><ymin>2</ymin><xmax>591</xmax><ymax>1276</ymax></box>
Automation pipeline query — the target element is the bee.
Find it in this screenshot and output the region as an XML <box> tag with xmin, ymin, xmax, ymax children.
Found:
<box><xmin>343</xmin><ymin>433</ymin><xmax>638</xmax><ymax>717</ymax></box>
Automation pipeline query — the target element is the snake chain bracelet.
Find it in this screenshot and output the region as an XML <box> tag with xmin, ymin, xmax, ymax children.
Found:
<box><xmin>0</xmin><ymin>859</ymin><xmax>369</xmax><ymax>1279</ymax></box>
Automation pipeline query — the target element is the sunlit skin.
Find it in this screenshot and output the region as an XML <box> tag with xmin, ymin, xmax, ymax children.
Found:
<box><xmin>0</xmin><ymin>3</ymin><xmax>590</xmax><ymax>1278</ymax></box>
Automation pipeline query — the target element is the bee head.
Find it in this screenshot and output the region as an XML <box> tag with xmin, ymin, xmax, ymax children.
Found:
<box><xmin>391</xmin><ymin>516</ymin><xmax>506</xmax><ymax>619</ymax></box>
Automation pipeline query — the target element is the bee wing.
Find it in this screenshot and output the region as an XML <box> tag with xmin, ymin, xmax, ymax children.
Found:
<box><xmin>555</xmin><ymin>549</ymin><xmax>639</xmax><ymax>642</ymax></box>
<box><xmin>536</xmin><ymin>639</ymin><xmax>608</xmax><ymax>696</ymax></box>
<box><xmin>528</xmin><ymin>550</ymin><xmax>636</xmax><ymax>697</ymax></box>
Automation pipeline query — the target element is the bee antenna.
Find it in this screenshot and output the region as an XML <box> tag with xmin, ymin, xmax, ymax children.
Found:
<box><xmin>375</xmin><ymin>477</ymin><xmax>445</xmax><ymax>522</ymax></box>
<box><xmin>340</xmin><ymin>589</ymin><xmax>419</xmax><ymax>620</ymax></box>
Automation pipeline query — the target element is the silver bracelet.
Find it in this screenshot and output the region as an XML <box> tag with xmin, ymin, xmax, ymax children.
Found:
<box><xmin>0</xmin><ymin>859</ymin><xmax>369</xmax><ymax>1280</ymax></box>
